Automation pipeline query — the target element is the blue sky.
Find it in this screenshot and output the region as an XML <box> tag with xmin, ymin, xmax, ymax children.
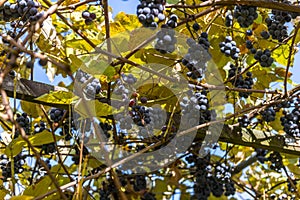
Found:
<box><xmin>291</xmin><ymin>52</ymin><xmax>300</xmax><ymax>84</ymax></box>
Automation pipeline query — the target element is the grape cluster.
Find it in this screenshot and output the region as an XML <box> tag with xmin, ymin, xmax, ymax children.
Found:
<box><xmin>186</xmin><ymin>154</ymin><xmax>236</xmax><ymax>199</ymax></box>
<box><xmin>214</xmin><ymin>163</ymin><xmax>232</xmax><ymax>182</ymax></box>
<box><xmin>16</xmin><ymin>112</ymin><xmax>30</xmax><ymax>136</ymax></box>
<box><xmin>154</xmin><ymin>26</ymin><xmax>176</xmax><ymax>54</ymax></box>
<box><xmin>26</xmin><ymin>59</ymin><xmax>34</xmax><ymax>69</ymax></box>
<box><xmin>2</xmin><ymin>31</ymin><xmax>17</xmax><ymax>45</ymax></box>
<box><xmin>271</xmin><ymin>0</ymin><xmax>299</xmax><ymax>20</ymax></box>
<box><xmin>278</xmin><ymin>100</ymin><xmax>293</xmax><ymax>109</ymax></box>
<box><xmin>233</xmin><ymin>5</ymin><xmax>258</xmax><ymax>28</ymax></box>
<box><xmin>225</xmin><ymin>11</ymin><xmax>233</xmax><ymax>27</ymax></box>
<box><xmin>182</xmin><ymin>32</ymin><xmax>211</xmax><ymax>79</ymax></box>
<box><xmin>121</xmin><ymin>73</ymin><xmax>137</xmax><ymax>84</ymax></box>
<box><xmin>219</xmin><ymin>36</ymin><xmax>240</xmax><ymax>60</ymax></box>
<box><xmin>129</xmin><ymin>105</ymin><xmax>151</xmax><ymax>127</ymax></box>
<box><xmin>76</xmin><ymin>70</ymin><xmax>101</xmax><ymax>99</ymax></box>
<box><xmin>238</xmin><ymin>115</ymin><xmax>250</xmax><ymax>127</ymax></box>
<box><xmin>82</xmin><ymin>10</ymin><xmax>96</xmax><ymax>25</ymax></box>
<box><xmin>1</xmin><ymin>0</ymin><xmax>44</xmax><ymax>24</ymax></box>
<box><xmin>115</xmin><ymin>113</ymin><xmax>133</xmax><ymax>130</ymax></box>
<box><xmin>180</xmin><ymin>89</ymin><xmax>216</xmax><ymax>126</ymax></box>
<box><xmin>260</xmin><ymin>30</ymin><xmax>270</xmax><ymax>39</ymax></box>
<box><xmin>265</xmin><ymin>17</ymin><xmax>288</xmax><ymax>42</ymax></box>
<box><xmin>154</xmin><ymin>14</ymin><xmax>178</xmax><ymax>54</ymax></box>
<box><xmin>136</xmin><ymin>0</ymin><xmax>166</xmax><ymax>28</ymax></box>
<box><xmin>113</xmin><ymin>73</ymin><xmax>137</xmax><ymax>108</ymax></box>
<box><xmin>228</xmin><ymin>64</ymin><xmax>254</xmax><ymax>98</ymax></box>
<box><xmin>264</xmin><ymin>0</ymin><xmax>299</xmax><ymax>42</ymax></box>
<box><xmin>192</xmin><ymin>22</ymin><xmax>200</xmax><ymax>31</ymax></box>
<box><xmin>246</xmin><ymin>29</ymin><xmax>253</xmax><ymax>36</ymax></box>
<box><xmin>268</xmin><ymin>151</ymin><xmax>284</xmax><ymax>172</ymax></box>
<box><xmin>0</xmin><ymin>154</ymin><xmax>25</xmax><ymax>181</ymax></box>
<box><xmin>38</xmin><ymin>57</ymin><xmax>48</xmax><ymax>66</ymax></box>
<box><xmin>49</xmin><ymin>108</ymin><xmax>65</xmax><ymax>123</ymax></box>
<box><xmin>261</xmin><ymin>107</ymin><xmax>276</xmax><ymax>122</ymax></box>
<box><xmin>166</xmin><ymin>14</ymin><xmax>178</xmax><ymax>28</ymax></box>
<box><xmin>138</xmin><ymin>106</ymin><xmax>166</xmax><ymax>138</ymax></box>
<box><xmin>254</xmin><ymin>49</ymin><xmax>274</xmax><ymax>67</ymax></box>
<box><xmin>280</xmin><ymin>100</ymin><xmax>300</xmax><ymax>137</ymax></box>
<box><xmin>148</xmin><ymin>107</ymin><xmax>166</xmax><ymax>129</ymax></box>
<box><xmin>33</xmin><ymin>121</ymin><xmax>47</xmax><ymax>133</ymax></box>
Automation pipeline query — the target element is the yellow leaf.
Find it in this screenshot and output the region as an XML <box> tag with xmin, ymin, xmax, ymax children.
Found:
<box><xmin>168</xmin><ymin>165</ymin><xmax>182</xmax><ymax>186</ymax></box>
<box><xmin>20</xmin><ymin>101</ymin><xmax>47</xmax><ymax>118</ymax></box>
<box><xmin>63</xmin><ymin>0</ymin><xmax>79</xmax><ymax>6</ymax></box>
<box><xmin>105</xmin><ymin>22</ymin><xmax>126</xmax><ymax>37</ymax></box>
<box><xmin>0</xmin><ymin>189</ymin><xmax>8</xmax><ymax>199</ymax></box>
<box><xmin>28</xmin><ymin>130</ymin><xmax>63</xmax><ymax>146</ymax></box>
<box><xmin>275</xmin><ymin>67</ymin><xmax>292</xmax><ymax>78</ymax></box>
<box><xmin>5</xmin><ymin>138</ymin><xmax>26</xmax><ymax>157</ymax></box>
<box><xmin>5</xmin><ymin>130</ymin><xmax>63</xmax><ymax>157</ymax></box>
<box><xmin>114</xmin><ymin>12</ymin><xmax>141</xmax><ymax>31</ymax></box>
<box><xmin>253</xmin><ymin>23</ymin><xmax>267</xmax><ymax>36</ymax></box>
<box><xmin>11</xmin><ymin>195</ymin><xmax>34</xmax><ymax>200</ymax></box>
<box><xmin>35</xmin><ymin>91</ymin><xmax>76</xmax><ymax>105</ymax></box>
<box><xmin>74</xmin><ymin>99</ymin><xmax>115</xmax><ymax>117</ymax></box>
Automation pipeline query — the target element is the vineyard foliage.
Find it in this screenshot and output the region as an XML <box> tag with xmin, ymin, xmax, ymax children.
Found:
<box><xmin>0</xmin><ymin>0</ymin><xmax>300</xmax><ymax>199</ymax></box>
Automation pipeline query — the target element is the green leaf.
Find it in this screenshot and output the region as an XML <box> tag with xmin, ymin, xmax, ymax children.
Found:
<box><xmin>35</xmin><ymin>91</ymin><xmax>76</xmax><ymax>105</ymax></box>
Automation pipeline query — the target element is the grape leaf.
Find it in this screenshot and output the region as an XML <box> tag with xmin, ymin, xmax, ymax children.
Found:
<box><xmin>35</xmin><ymin>91</ymin><xmax>76</xmax><ymax>105</ymax></box>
